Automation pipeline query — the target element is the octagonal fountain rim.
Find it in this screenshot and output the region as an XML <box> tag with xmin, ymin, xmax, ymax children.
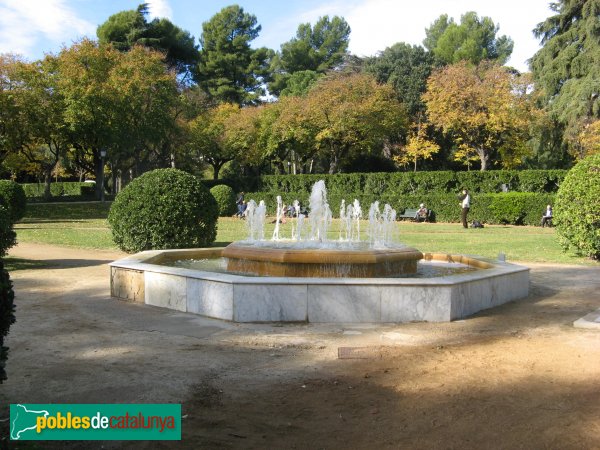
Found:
<box><xmin>109</xmin><ymin>247</ymin><xmax>521</xmax><ymax>287</ymax></box>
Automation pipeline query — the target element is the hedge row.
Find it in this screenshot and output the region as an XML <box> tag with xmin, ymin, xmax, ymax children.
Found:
<box><xmin>20</xmin><ymin>182</ymin><xmax>96</xmax><ymax>198</ymax></box>
<box><xmin>240</xmin><ymin>170</ymin><xmax>567</xmax><ymax>196</ymax></box>
<box><xmin>244</xmin><ymin>191</ymin><xmax>555</xmax><ymax>226</ymax></box>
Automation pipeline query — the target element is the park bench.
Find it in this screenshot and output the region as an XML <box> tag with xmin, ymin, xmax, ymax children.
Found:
<box><xmin>398</xmin><ymin>208</ymin><xmax>432</xmax><ymax>222</ymax></box>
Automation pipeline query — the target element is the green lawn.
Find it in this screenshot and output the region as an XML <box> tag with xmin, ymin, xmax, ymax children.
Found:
<box><xmin>13</xmin><ymin>202</ymin><xmax>596</xmax><ymax>265</ymax></box>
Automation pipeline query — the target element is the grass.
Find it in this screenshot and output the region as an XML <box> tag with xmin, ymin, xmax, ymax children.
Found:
<box><xmin>12</xmin><ymin>202</ymin><xmax>597</xmax><ymax>265</ymax></box>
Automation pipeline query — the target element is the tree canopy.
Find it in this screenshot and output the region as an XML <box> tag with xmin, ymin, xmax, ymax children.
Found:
<box><xmin>423</xmin><ymin>61</ymin><xmax>536</xmax><ymax>170</ymax></box>
<box><xmin>424</xmin><ymin>12</ymin><xmax>514</xmax><ymax>65</ymax></box>
<box><xmin>268</xmin><ymin>16</ymin><xmax>350</xmax><ymax>96</ymax></box>
<box><xmin>196</xmin><ymin>5</ymin><xmax>272</xmax><ymax>105</ymax></box>
<box><xmin>97</xmin><ymin>3</ymin><xmax>199</xmax><ymax>78</ymax></box>
<box><xmin>363</xmin><ymin>43</ymin><xmax>437</xmax><ymax>120</ymax></box>
<box><xmin>530</xmin><ymin>0</ymin><xmax>600</xmax><ymax>159</ymax></box>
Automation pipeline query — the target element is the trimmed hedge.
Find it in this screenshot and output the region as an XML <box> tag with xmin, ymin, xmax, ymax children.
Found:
<box><xmin>244</xmin><ymin>190</ymin><xmax>554</xmax><ymax>226</ymax></box>
<box><xmin>248</xmin><ymin>170</ymin><xmax>567</xmax><ymax>196</ymax></box>
<box><xmin>210</xmin><ymin>185</ymin><xmax>237</xmax><ymax>216</ymax></box>
<box><xmin>0</xmin><ymin>180</ymin><xmax>26</xmax><ymax>223</ymax></box>
<box><xmin>108</xmin><ymin>169</ymin><xmax>219</xmax><ymax>253</ymax></box>
<box><xmin>554</xmin><ymin>154</ymin><xmax>600</xmax><ymax>259</ymax></box>
<box><xmin>20</xmin><ymin>182</ymin><xmax>95</xmax><ymax>199</ymax></box>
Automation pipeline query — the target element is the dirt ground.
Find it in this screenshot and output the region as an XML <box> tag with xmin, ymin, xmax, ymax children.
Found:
<box><xmin>1</xmin><ymin>242</ymin><xmax>599</xmax><ymax>449</ymax></box>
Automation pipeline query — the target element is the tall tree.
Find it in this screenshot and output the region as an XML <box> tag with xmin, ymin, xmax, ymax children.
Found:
<box><xmin>363</xmin><ymin>43</ymin><xmax>437</xmax><ymax>120</ymax></box>
<box><xmin>12</xmin><ymin>56</ymin><xmax>71</xmax><ymax>199</ymax></box>
<box><xmin>196</xmin><ymin>5</ymin><xmax>272</xmax><ymax>105</ymax></box>
<box><xmin>530</xmin><ymin>0</ymin><xmax>600</xmax><ymax>159</ymax></box>
<box><xmin>97</xmin><ymin>3</ymin><xmax>199</xmax><ymax>80</ymax></box>
<box><xmin>269</xmin><ymin>16</ymin><xmax>350</xmax><ymax>96</ymax></box>
<box><xmin>304</xmin><ymin>73</ymin><xmax>408</xmax><ymax>174</ymax></box>
<box><xmin>423</xmin><ymin>61</ymin><xmax>536</xmax><ymax>170</ymax></box>
<box><xmin>424</xmin><ymin>12</ymin><xmax>514</xmax><ymax>65</ymax></box>
<box><xmin>56</xmin><ymin>39</ymin><xmax>179</xmax><ymax>197</ymax></box>
<box><xmin>0</xmin><ymin>54</ymin><xmax>27</xmax><ymax>163</ymax></box>
<box><xmin>188</xmin><ymin>103</ymin><xmax>241</xmax><ymax>179</ymax></box>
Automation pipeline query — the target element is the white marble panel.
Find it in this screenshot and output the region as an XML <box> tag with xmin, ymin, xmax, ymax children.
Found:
<box><xmin>307</xmin><ymin>286</ymin><xmax>381</xmax><ymax>323</ymax></box>
<box><xmin>233</xmin><ymin>284</ymin><xmax>307</xmax><ymax>322</ymax></box>
<box><xmin>145</xmin><ymin>272</ymin><xmax>187</xmax><ymax>312</ymax></box>
<box><xmin>381</xmin><ymin>286</ymin><xmax>452</xmax><ymax>322</ymax></box>
<box><xmin>187</xmin><ymin>279</ymin><xmax>233</xmax><ymax>321</ymax></box>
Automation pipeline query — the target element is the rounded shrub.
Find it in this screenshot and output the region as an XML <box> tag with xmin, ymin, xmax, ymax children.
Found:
<box><xmin>554</xmin><ymin>154</ymin><xmax>600</xmax><ymax>259</ymax></box>
<box><xmin>0</xmin><ymin>260</ymin><xmax>15</xmax><ymax>383</ymax></box>
<box><xmin>0</xmin><ymin>206</ymin><xmax>16</xmax><ymax>257</ymax></box>
<box><xmin>210</xmin><ymin>184</ymin><xmax>236</xmax><ymax>216</ymax></box>
<box><xmin>0</xmin><ymin>180</ymin><xmax>26</xmax><ymax>223</ymax></box>
<box><xmin>108</xmin><ymin>169</ymin><xmax>219</xmax><ymax>253</ymax></box>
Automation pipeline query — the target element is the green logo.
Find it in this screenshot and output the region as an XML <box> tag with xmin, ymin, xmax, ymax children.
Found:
<box><xmin>10</xmin><ymin>404</ymin><xmax>181</xmax><ymax>440</ymax></box>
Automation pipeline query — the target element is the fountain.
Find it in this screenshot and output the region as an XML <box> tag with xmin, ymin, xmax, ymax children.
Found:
<box><xmin>222</xmin><ymin>180</ymin><xmax>423</xmax><ymax>278</ymax></box>
<box><xmin>109</xmin><ymin>180</ymin><xmax>530</xmax><ymax>323</ymax></box>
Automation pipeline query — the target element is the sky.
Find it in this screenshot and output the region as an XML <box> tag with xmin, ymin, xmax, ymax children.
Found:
<box><xmin>0</xmin><ymin>0</ymin><xmax>554</xmax><ymax>72</ymax></box>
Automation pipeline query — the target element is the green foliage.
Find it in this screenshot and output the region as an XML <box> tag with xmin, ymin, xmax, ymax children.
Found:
<box><xmin>21</xmin><ymin>182</ymin><xmax>91</xmax><ymax>198</ymax></box>
<box><xmin>279</xmin><ymin>70</ymin><xmax>320</xmax><ymax>97</ymax></box>
<box><xmin>196</xmin><ymin>5</ymin><xmax>271</xmax><ymax>105</ymax></box>
<box><xmin>244</xmin><ymin>188</ymin><xmax>554</xmax><ymax>225</ymax></box>
<box><xmin>424</xmin><ymin>11</ymin><xmax>514</xmax><ymax>65</ymax></box>
<box><xmin>269</xmin><ymin>15</ymin><xmax>350</xmax><ymax>96</ymax></box>
<box><xmin>210</xmin><ymin>184</ymin><xmax>236</xmax><ymax>216</ymax></box>
<box><xmin>252</xmin><ymin>170</ymin><xmax>566</xmax><ymax>196</ymax></box>
<box><xmin>108</xmin><ymin>169</ymin><xmax>218</xmax><ymax>252</ymax></box>
<box><xmin>554</xmin><ymin>154</ymin><xmax>600</xmax><ymax>259</ymax></box>
<box><xmin>0</xmin><ymin>259</ymin><xmax>15</xmax><ymax>383</ymax></box>
<box><xmin>0</xmin><ymin>180</ymin><xmax>26</xmax><ymax>223</ymax></box>
<box><xmin>0</xmin><ymin>206</ymin><xmax>16</xmax><ymax>257</ymax></box>
<box><xmin>97</xmin><ymin>3</ymin><xmax>199</xmax><ymax>77</ymax></box>
<box><xmin>363</xmin><ymin>43</ymin><xmax>437</xmax><ymax>119</ymax></box>
<box><xmin>530</xmin><ymin>0</ymin><xmax>600</xmax><ymax>158</ymax></box>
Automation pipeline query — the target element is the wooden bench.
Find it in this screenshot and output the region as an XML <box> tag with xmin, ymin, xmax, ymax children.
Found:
<box><xmin>398</xmin><ymin>208</ymin><xmax>432</xmax><ymax>222</ymax></box>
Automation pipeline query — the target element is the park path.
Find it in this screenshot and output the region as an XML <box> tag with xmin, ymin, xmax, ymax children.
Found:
<box><xmin>1</xmin><ymin>242</ymin><xmax>599</xmax><ymax>449</ymax></box>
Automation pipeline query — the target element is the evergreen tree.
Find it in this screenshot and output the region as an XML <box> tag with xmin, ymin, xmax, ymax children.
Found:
<box><xmin>530</xmin><ymin>0</ymin><xmax>600</xmax><ymax>159</ymax></box>
<box><xmin>196</xmin><ymin>5</ymin><xmax>272</xmax><ymax>105</ymax></box>
<box><xmin>97</xmin><ymin>3</ymin><xmax>199</xmax><ymax>79</ymax></box>
<box><xmin>424</xmin><ymin>11</ymin><xmax>514</xmax><ymax>65</ymax></box>
<box><xmin>268</xmin><ymin>16</ymin><xmax>350</xmax><ymax>96</ymax></box>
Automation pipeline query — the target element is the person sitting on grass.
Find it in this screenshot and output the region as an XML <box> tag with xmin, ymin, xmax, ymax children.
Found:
<box><xmin>415</xmin><ymin>203</ymin><xmax>428</xmax><ymax>222</ymax></box>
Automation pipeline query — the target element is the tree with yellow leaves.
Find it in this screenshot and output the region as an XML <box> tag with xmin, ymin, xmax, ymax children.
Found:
<box><xmin>423</xmin><ymin>61</ymin><xmax>536</xmax><ymax>170</ymax></box>
<box><xmin>393</xmin><ymin>123</ymin><xmax>440</xmax><ymax>171</ymax></box>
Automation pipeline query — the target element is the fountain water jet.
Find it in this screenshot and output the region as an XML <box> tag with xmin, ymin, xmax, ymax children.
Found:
<box><xmin>222</xmin><ymin>181</ymin><xmax>422</xmax><ymax>277</ymax></box>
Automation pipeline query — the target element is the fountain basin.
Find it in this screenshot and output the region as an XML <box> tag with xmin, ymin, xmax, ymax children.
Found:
<box><xmin>109</xmin><ymin>248</ymin><xmax>529</xmax><ymax>323</ymax></box>
<box><xmin>222</xmin><ymin>241</ymin><xmax>423</xmax><ymax>277</ymax></box>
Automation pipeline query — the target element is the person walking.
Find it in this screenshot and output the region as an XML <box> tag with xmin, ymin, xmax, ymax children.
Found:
<box><xmin>235</xmin><ymin>192</ymin><xmax>245</xmax><ymax>218</ymax></box>
<box><xmin>458</xmin><ymin>188</ymin><xmax>470</xmax><ymax>229</ymax></box>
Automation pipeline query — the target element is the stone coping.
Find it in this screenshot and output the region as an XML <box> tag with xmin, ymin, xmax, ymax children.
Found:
<box><xmin>109</xmin><ymin>247</ymin><xmax>526</xmax><ymax>287</ymax></box>
<box><xmin>573</xmin><ymin>308</ymin><xmax>600</xmax><ymax>330</ymax></box>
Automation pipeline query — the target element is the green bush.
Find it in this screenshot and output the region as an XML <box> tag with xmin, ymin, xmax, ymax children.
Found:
<box><xmin>0</xmin><ymin>207</ymin><xmax>16</xmax><ymax>256</ymax></box>
<box><xmin>554</xmin><ymin>154</ymin><xmax>600</xmax><ymax>259</ymax></box>
<box><xmin>210</xmin><ymin>185</ymin><xmax>237</xmax><ymax>216</ymax></box>
<box><xmin>0</xmin><ymin>180</ymin><xmax>26</xmax><ymax>223</ymax></box>
<box><xmin>252</xmin><ymin>170</ymin><xmax>567</xmax><ymax>197</ymax></box>
<box><xmin>0</xmin><ymin>260</ymin><xmax>15</xmax><ymax>383</ymax></box>
<box><xmin>108</xmin><ymin>169</ymin><xmax>219</xmax><ymax>253</ymax></box>
<box><xmin>20</xmin><ymin>182</ymin><xmax>91</xmax><ymax>198</ymax></box>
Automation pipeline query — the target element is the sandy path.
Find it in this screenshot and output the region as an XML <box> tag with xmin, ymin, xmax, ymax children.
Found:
<box><xmin>1</xmin><ymin>242</ymin><xmax>599</xmax><ymax>449</ymax></box>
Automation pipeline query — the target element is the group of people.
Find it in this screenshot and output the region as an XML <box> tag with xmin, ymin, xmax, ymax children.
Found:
<box><xmin>236</xmin><ymin>189</ymin><xmax>553</xmax><ymax>228</ymax></box>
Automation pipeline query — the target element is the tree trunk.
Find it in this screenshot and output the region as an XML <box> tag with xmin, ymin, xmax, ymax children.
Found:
<box><xmin>94</xmin><ymin>153</ymin><xmax>103</xmax><ymax>200</ymax></box>
<box><xmin>43</xmin><ymin>169</ymin><xmax>52</xmax><ymax>201</ymax></box>
<box><xmin>212</xmin><ymin>163</ymin><xmax>222</xmax><ymax>180</ymax></box>
<box><xmin>477</xmin><ymin>148</ymin><xmax>489</xmax><ymax>171</ymax></box>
